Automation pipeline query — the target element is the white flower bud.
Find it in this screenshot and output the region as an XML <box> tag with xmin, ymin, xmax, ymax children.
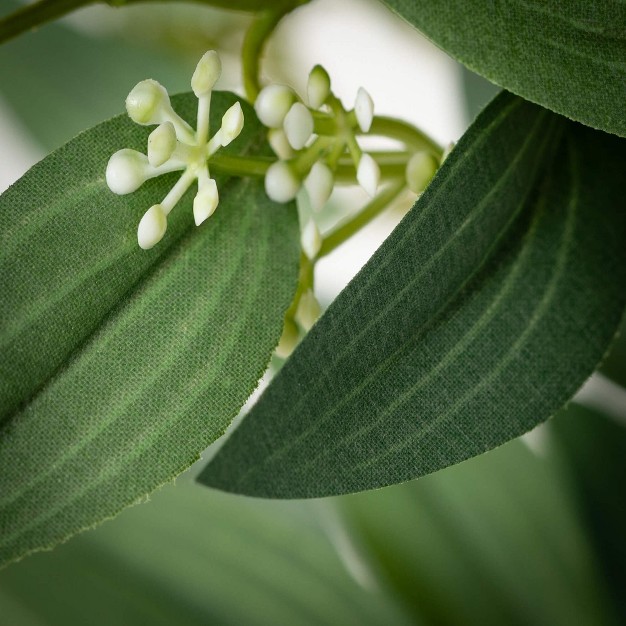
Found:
<box><xmin>220</xmin><ymin>102</ymin><xmax>244</xmax><ymax>146</ymax></box>
<box><xmin>106</xmin><ymin>149</ymin><xmax>150</xmax><ymax>195</ymax></box>
<box><xmin>275</xmin><ymin>318</ymin><xmax>299</xmax><ymax>359</ymax></box>
<box><xmin>307</xmin><ymin>64</ymin><xmax>331</xmax><ymax>109</ymax></box>
<box><xmin>357</xmin><ymin>153</ymin><xmax>380</xmax><ymax>197</ymax></box>
<box><xmin>137</xmin><ymin>204</ymin><xmax>167</xmax><ymax>250</ymax></box>
<box><xmin>265</xmin><ymin>160</ymin><xmax>301</xmax><ymax>203</ymax></box>
<box><xmin>405</xmin><ymin>152</ymin><xmax>438</xmax><ymax>194</ymax></box>
<box><xmin>126</xmin><ymin>79</ymin><xmax>171</xmax><ymax>125</ymax></box>
<box><xmin>354</xmin><ymin>87</ymin><xmax>374</xmax><ymax>133</ymax></box>
<box><xmin>296</xmin><ymin>290</ymin><xmax>321</xmax><ymax>331</ymax></box>
<box><xmin>193</xmin><ymin>178</ymin><xmax>219</xmax><ymax>226</ymax></box>
<box><xmin>284</xmin><ymin>102</ymin><xmax>314</xmax><ymax>150</ymax></box>
<box><xmin>268</xmin><ymin>129</ymin><xmax>294</xmax><ymax>160</ymax></box>
<box><xmin>254</xmin><ymin>84</ymin><xmax>296</xmax><ymax>128</ymax></box>
<box><xmin>441</xmin><ymin>141</ymin><xmax>455</xmax><ymax>163</ymax></box>
<box><xmin>304</xmin><ymin>161</ymin><xmax>334</xmax><ymax>212</ymax></box>
<box><xmin>147</xmin><ymin>122</ymin><xmax>177</xmax><ymax>167</ymax></box>
<box><xmin>301</xmin><ymin>219</ymin><xmax>322</xmax><ymax>259</ymax></box>
<box><xmin>191</xmin><ymin>50</ymin><xmax>221</xmax><ymax>97</ymax></box>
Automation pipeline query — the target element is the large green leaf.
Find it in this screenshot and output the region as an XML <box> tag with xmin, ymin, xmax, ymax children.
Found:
<box><xmin>380</xmin><ymin>0</ymin><xmax>626</xmax><ymax>138</ymax></box>
<box><xmin>0</xmin><ymin>481</ymin><xmax>412</xmax><ymax>626</ymax></box>
<box><xmin>339</xmin><ymin>433</ymin><xmax>618</xmax><ymax>626</ymax></box>
<box><xmin>199</xmin><ymin>92</ymin><xmax>626</xmax><ymax>498</ymax></box>
<box><xmin>0</xmin><ymin>93</ymin><xmax>299</xmax><ymax>567</ymax></box>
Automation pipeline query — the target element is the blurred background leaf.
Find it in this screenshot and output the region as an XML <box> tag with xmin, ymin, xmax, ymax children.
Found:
<box><xmin>549</xmin><ymin>404</ymin><xmax>626</xmax><ymax>620</ymax></box>
<box><xmin>0</xmin><ymin>479</ymin><xmax>413</xmax><ymax>626</ymax></box>
<box><xmin>338</xmin><ymin>419</ymin><xmax>621</xmax><ymax>626</ymax></box>
<box><xmin>1</xmin><ymin>407</ymin><xmax>624</xmax><ymax>625</ymax></box>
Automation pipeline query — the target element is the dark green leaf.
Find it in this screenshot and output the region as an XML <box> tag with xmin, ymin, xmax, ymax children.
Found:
<box><xmin>339</xmin><ymin>435</ymin><xmax>617</xmax><ymax>626</ymax></box>
<box><xmin>0</xmin><ymin>93</ymin><xmax>299</xmax><ymax>567</ymax></box>
<box><xmin>199</xmin><ymin>92</ymin><xmax>626</xmax><ymax>498</ymax></box>
<box><xmin>0</xmin><ymin>481</ymin><xmax>412</xmax><ymax>626</ymax></box>
<box><xmin>550</xmin><ymin>404</ymin><xmax>626</xmax><ymax>619</ymax></box>
<box><xmin>380</xmin><ymin>0</ymin><xmax>626</xmax><ymax>137</ymax></box>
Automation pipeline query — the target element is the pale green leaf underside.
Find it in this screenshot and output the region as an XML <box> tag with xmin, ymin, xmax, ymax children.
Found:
<box><xmin>200</xmin><ymin>92</ymin><xmax>626</xmax><ymax>498</ymax></box>
<box><xmin>0</xmin><ymin>93</ymin><xmax>299</xmax><ymax>567</ymax></box>
<box><xmin>0</xmin><ymin>482</ymin><xmax>411</xmax><ymax>626</ymax></box>
<box><xmin>381</xmin><ymin>0</ymin><xmax>626</xmax><ymax>137</ymax></box>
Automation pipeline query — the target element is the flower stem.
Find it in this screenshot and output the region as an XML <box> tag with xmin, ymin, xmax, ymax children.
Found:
<box><xmin>368</xmin><ymin>116</ymin><xmax>443</xmax><ymax>157</ymax></box>
<box><xmin>209</xmin><ymin>153</ymin><xmax>273</xmax><ymax>176</ymax></box>
<box><xmin>317</xmin><ymin>178</ymin><xmax>406</xmax><ymax>258</ymax></box>
<box><xmin>242</xmin><ymin>8</ymin><xmax>291</xmax><ymax>102</ymax></box>
<box><xmin>286</xmin><ymin>252</ymin><xmax>314</xmax><ymax>319</ymax></box>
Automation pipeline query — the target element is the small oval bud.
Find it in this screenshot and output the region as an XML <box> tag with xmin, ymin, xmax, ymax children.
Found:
<box><xmin>220</xmin><ymin>102</ymin><xmax>244</xmax><ymax>146</ymax></box>
<box><xmin>354</xmin><ymin>87</ymin><xmax>374</xmax><ymax>133</ymax></box>
<box><xmin>191</xmin><ymin>50</ymin><xmax>222</xmax><ymax>97</ymax></box>
<box><xmin>301</xmin><ymin>219</ymin><xmax>322</xmax><ymax>259</ymax></box>
<box><xmin>125</xmin><ymin>79</ymin><xmax>170</xmax><ymax>125</ymax></box>
<box><xmin>275</xmin><ymin>318</ymin><xmax>299</xmax><ymax>359</ymax></box>
<box><xmin>147</xmin><ymin>122</ymin><xmax>177</xmax><ymax>167</ymax></box>
<box><xmin>307</xmin><ymin>64</ymin><xmax>331</xmax><ymax>109</ymax></box>
<box><xmin>357</xmin><ymin>153</ymin><xmax>380</xmax><ymax>197</ymax></box>
<box><xmin>106</xmin><ymin>149</ymin><xmax>149</xmax><ymax>195</ymax></box>
<box><xmin>296</xmin><ymin>290</ymin><xmax>321</xmax><ymax>331</ymax></box>
<box><xmin>193</xmin><ymin>178</ymin><xmax>219</xmax><ymax>226</ymax></box>
<box><xmin>254</xmin><ymin>84</ymin><xmax>296</xmax><ymax>128</ymax></box>
<box><xmin>304</xmin><ymin>161</ymin><xmax>334</xmax><ymax>212</ymax></box>
<box><xmin>265</xmin><ymin>160</ymin><xmax>301</xmax><ymax>203</ymax></box>
<box><xmin>284</xmin><ymin>102</ymin><xmax>314</xmax><ymax>150</ymax></box>
<box><xmin>137</xmin><ymin>204</ymin><xmax>167</xmax><ymax>250</ymax></box>
<box><xmin>268</xmin><ymin>129</ymin><xmax>295</xmax><ymax>160</ymax></box>
<box><xmin>405</xmin><ymin>152</ymin><xmax>438</xmax><ymax>194</ymax></box>
<box><xmin>441</xmin><ymin>141</ymin><xmax>455</xmax><ymax>163</ymax></box>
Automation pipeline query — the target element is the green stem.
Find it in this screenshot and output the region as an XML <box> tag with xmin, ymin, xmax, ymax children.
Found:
<box><xmin>368</xmin><ymin>116</ymin><xmax>443</xmax><ymax>157</ymax></box>
<box><xmin>0</xmin><ymin>0</ymin><xmax>94</xmax><ymax>44</ymax></box>
<box><xmin>335</xmin><ymin>150</ymin><xmax>412</xmax><ymax>181</ymax></box>
<box><xmin>318</xmin><ymin>178</ymin><xmax>406</xmax><ymax>258</ymax></box>
<box><xmin>210</xmin><ymin>150</ymin><xmax>427</xmax><ymax>184</ymax></box>
<box><xmin>293</xmin><ymin>135</ymin><xmax>335</xmax><ymax>174</ymax></box>
<box><xmin>312</xmin><ymin>112</ymin><xmax>336</xmax><ymax>136</ymax></box>
<box><xmin>286</xmin><ymin>253</ymin><xmax>314</xmax><ymax>318</ymax></box>
<box><xmin>242</xmin><ymin>8</ymin><xmax>290</xmax><ymax>102</ymax></box>
<box><xmin>209</xmin><ymin>153</ymin><xmax>273</xmax><ymax>176</ymax></box>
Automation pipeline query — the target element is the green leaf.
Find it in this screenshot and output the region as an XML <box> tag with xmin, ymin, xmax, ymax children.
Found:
<box><xmin>0</xmin><ymin>0</ymin><xmax>189</xmax><ymax>152</ymax></box>
<box><xmin>199</xmin><ymin>92</ymin><xmax>626</xmax><ymax>498</ymax></box>
<box><xmin>339</xmin><ymin>434</ymin><xmax>618</xmax><ymax>626</ymax></box>
<box><xmin>0</xmin><ymin>481</ymin><xmax>412</xmax><ymax>626</ymax></box>
<box><xmin>550</xmin><ymin>404</ymin><xmax>626</xmax><ymax>619</ymax></box>
<box><xmin>599</xmin><ymin>314</ymin><xmax>626</xmax><ymax>388</ymax></box>
<box><xmin>0</xmin><ymin>93</ymin><xmax>299</xmax><ymax>567</ymax></box>
<box><xmin>380</xmin><ymin>0</ymin><xmax>626</xmax><ymax>138</ymax></box>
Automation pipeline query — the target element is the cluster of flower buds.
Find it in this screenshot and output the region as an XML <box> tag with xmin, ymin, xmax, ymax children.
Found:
<box><xmin>254</xmin><ymin>65</ymin><xmax>379</xmax><ymax>212</ymax></box>
<box><xmin>106</xmin><ymin>50</ymin><xmax>244</xmax><ymax>249</ymax></box>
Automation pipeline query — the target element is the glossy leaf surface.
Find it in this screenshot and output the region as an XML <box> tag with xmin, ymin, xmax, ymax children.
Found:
<box><xmin>0</xmin><ymin>93</ymin><xmax>299</xmax><ymax>566</ymax></box>
<box><xmin>200</xmin><ymin>93</ymin><xmax>626</xmax><ymax>498</ymax></box>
